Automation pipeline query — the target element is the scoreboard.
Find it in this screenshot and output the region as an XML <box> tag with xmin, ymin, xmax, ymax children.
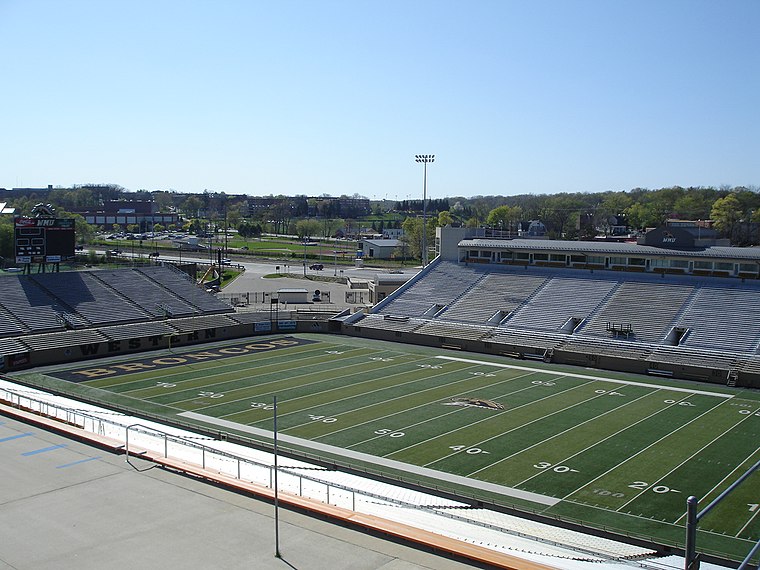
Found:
<box><xmin>15</xmin><ymin>217</ymin><xmax>76</xmax><ymax>264</ymax></box>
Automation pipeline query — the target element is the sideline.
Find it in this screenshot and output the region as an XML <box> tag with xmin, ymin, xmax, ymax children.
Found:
<box><xmin>178</xmin><ymin>410</ymin><xmax>561</xmax><ymax>507</ymax></box>
<box><xmin>435</xmin><ymin>356</ymin><xmax>735</xmax><ymax>398</ymax></box>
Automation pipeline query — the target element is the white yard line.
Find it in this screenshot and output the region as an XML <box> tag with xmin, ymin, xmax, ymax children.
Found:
<box><xmin>673</xmin><ymin>443</ymin><xmax>760</xmax><ymax>526</ymax></box>
<box><xmin>426</xmin><ymin>381</ymin><xmax>607</xmax><ymax>470</ymax></box>
<box><xmin>338</xmin><ymin>371</ymin><xmax>541</xmax><ymax>448</ymax></box>
<box><xmin>435</xmin><ymin>356</ymin><xmax>735</xmax><ymax>398</ymax></box>
<box><xmin>469</xmin><ymin>389</ymin><xmax>659</xmax><ymax>480</ymax></box>
<box><xmin>178</xmin><ymin>410</ymin><xmax>562</xmax><ymax>507</ymax></box>
<box><xmin>387</xmin><ymin>376</ymin><xmax>594</xmax><ymax>461</ymax></box>
<box><xmin>213</xmin><ymin>354</ymin><xmax>451</xmax><ymax>421</ymax></box>
<box><xmin>737</xmin><ymin>500</ymin><xmax>760</xmax><ymax>537</ymax></box>
<box><xmin>560</xmin><ymin>395</ymin><xmax>727</xmax><ymax>501</ymax></box>
<box><xmin>117</xmin><ymin>343</ymin><xmax>341</xmax><ymax>392</ymax></box>
<box><xmin>150</xmin><ymin>346</ymin><xmax>375</xmax><ymax>404</ymax></box>
<box><xmin>614</xmin><ymin>398</ymin><xmax>741</xmax><ymax>512</ymax></box>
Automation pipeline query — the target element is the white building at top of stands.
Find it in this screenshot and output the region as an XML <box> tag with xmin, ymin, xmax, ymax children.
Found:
<box><xmin>436</xmin><ymin>227</ymin><xmax>760</xmax><ymax>280</ymax></box>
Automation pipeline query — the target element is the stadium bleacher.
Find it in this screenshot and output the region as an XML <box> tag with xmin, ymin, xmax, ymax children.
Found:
<box><xmin>0</xmin><ymin>266</ymin><xmax>233</xmax><ymax>353</ymax></box>
<box><xmin>356</xmin><ymin>260</ymin><xmax>760</xmax><ymax>385</ymax></box>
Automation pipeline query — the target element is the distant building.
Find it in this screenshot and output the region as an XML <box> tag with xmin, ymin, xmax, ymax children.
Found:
<box><xmin>360</xmin><ymin>238</ymin><xmax>401</xmax><ymax>260</ymax></box>
<box><xmin>74</xmin><ymin>200</ymin><xmax>179</xmax><ymax>229</ymax></box>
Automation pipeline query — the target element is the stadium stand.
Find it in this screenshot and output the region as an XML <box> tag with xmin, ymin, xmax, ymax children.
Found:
<box><xmin>377</xmin><ymin>263</ymin><xmax>486</xmax><ymax>317</ymax></box>
<box><xmin>92</xmin><ymin>269</ymin><xmax>200</xmax><ymax>318</ymax></box>
<box><xmin>0</xmin><ymin>276</ymin><xmax>71</xmax><ymax>334</ymax></box>
<box><xmin>350</xmin><ymin>259</ymin><xmax>760</xmax><ymax>387</ymax></box>
<box><xmin>32</xmin><ymin>271</ymin><xmax>151</xmax><ymax>325</ymax></box>
<box><xmin>501</xmin><ymin>276</ymin><xmax>617</xmax><ymax>332</ymax></box>
<box><xmin>580</xmin><ymin>282</ymin><xmax>695</xmax><ymax>343</ymax></box>
<box><xmin>137</xmin><ymin>266</ymin><xmax>233</xmax><ymax>315</ymax></box>
<box><xmin>0</xmin><ymin>266</ymin><xmax>233</xmax><ymax>362</ymax></box>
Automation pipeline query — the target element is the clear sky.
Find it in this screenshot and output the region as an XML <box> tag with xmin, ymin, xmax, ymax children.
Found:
<box><xmin>1</xmin><ymin>0</ymin><xmax>758</xmax><ymax>201</ymax></box>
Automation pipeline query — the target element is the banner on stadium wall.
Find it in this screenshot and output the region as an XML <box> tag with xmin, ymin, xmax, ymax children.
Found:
<box><xmin>254</xmin><ymin>322</ymin><xmax>272</xmax><ymax>333</ymax></box>
<box><xmin>8</xmin><ymin>353</ymin><xmax>30</xmax><ymax>367</ymax></box>
<box><xmin>277</xmin><ymin>320</ymin><xmax>297</xmax><ymax>331</ymax></box>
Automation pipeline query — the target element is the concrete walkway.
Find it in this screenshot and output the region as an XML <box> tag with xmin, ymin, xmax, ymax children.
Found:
<box><xmin>0</xmin><ymin>413</ymin><xmax>482</xmax><ymax>570</ymax></box>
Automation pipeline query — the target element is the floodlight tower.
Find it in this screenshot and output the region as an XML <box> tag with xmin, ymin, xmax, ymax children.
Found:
<box><xmin>414</xmin><ymin>154</ymin><xmax>435</xmax><ymax>266</ymax></box>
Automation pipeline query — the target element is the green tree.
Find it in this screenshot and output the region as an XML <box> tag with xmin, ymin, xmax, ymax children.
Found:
<box><xmin>711</xmin><ymin>193</ymin><xmax>743</xmax><ymax>242</ymax></box>
<box><xmin>437</xmin><ymin>211</ymin><xmax>454</xmax><ymax>227</ymax></box>
<box><xmin>182</xmin><ymin>195</ymin><xmax>203</xmax><ymax>218</ymax></box>
<box><xmin>295</xmin><ymin>219</ymin><xmax>321</xmax><ymax>240</ymax></box>
<box><xmin>486</xmin><ymin>205</ymin><xmax>522</xmax><ymax>233</ymax></box>
<box><xmin>0</xmin><ymin>216</ymin><xmax>13</xmax><ymax>260</ymax></box>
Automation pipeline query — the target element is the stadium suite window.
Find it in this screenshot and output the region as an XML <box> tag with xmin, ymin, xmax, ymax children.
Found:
<box><xmin>570</xmin><ymin>255</ymin><xmax>585</xmax><ymax>263</ymax></box>
<box><xmin>670</xmin><ymin>259</ymin><xmax>689</xmax><ymax>268</ymax></box>
<box><xmin>739</xmin><ymin>263</ymin><xmax>757</xmax><ymax>273</ymax></box>
<box><xmin>694</xmin><ymin>260</ymin><xmax>713</xmax><ymax>270</ymax></box>
<box><xmin>628</xmin><ymin>257</ymin><xmax>646</xmax><ymax>266</ymax></box>
<box><xmin>609</xmin><ymin>257</ymin><xmax>627</xmax><ymax>265</ymax></box>
<box><xmin>586</xmin><ymin>255</ymin><xmax>604</xmax><ymax>264</ymax></box>
<box><xmin>549</xmin><ymin>254</ymin><xmax>565</xmax><ymax>262</ymax></box>
<box><xmin>514</xmin><ymin>252</ymin><xmax>530</xmax><ymax>261</ymax></box>
<box><xmin>715</xmin><ymin>262</ymin><xmax>734</xmax><ymax>271</ymax></box>
<box><xmin>533</xmin><ymin>253</ymin><xmax>549</xmax><ymax>261</ymax></box>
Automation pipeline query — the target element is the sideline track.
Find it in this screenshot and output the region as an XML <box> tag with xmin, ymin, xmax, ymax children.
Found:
<box><xmin>178</xmin><ymin>410</ymin><xmax>561</xmax><ymax>507</ymax></box>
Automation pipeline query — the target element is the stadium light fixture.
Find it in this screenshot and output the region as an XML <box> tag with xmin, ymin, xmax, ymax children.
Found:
<box><xmin>414</xmin><ymin>155</ymin><xmax>435</xmax><ymax>266</ymax></box>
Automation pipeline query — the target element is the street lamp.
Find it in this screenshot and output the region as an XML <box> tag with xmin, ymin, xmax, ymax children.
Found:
<box><xmin>414</xmin><ymin>154</ymin><xmax>435</xmax><ymax>266</ymax></box>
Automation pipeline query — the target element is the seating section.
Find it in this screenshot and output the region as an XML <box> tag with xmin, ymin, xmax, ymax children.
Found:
<box><xmin>504</xmin><ymin>277</ymin><xmax>617</xmax><ymax>332</ymax></box>
<box><xmin>581</xmin><ymin>282</ymin><xmax>695</xmax><ymax>343</ymax></box>
<box><xmin>377</xmin><ymin>262</ymin><xmax>485</xmax><ymax>317</ymax></box>
<box><xmin>362</xmin><ymin>261</ymin><xmax>760</xmax><ymax>361</ymax></box>
<box><xmin>0</xmin><ymin>305</ymin><xmax>27</xmax><ymax>337</ymax></box>
<box><xmin>441</xmin><ymin>273</ymin><xmax>547</xmax><ymax>324</ymax></box>
<box><xmin>0</xmin><ymin>266</ymin><xmax>234</xmax><ymax>343</ymax></box>
<box><xmin>137</xmin><ymin>266</ymin><xmax>233</xmax><ymax>315</ymax></box>
<box><xmin>94</xmin><ymin>269</ymin><xmax>200</xmax><ymax>318</ymax></box>
<box><xmin>0</xmin><ymin>276</ymin><xmax>69</xmax><ymax>334</ymax></box>
<box><xmin>676</xmin><ymin>287</ymin><xmax>760</xmax><ymax>353</ymax></box>
<box><xmin>32</xmin><ymin>272</ymin><xmax>150</xmax><ymax>325</ymax></box>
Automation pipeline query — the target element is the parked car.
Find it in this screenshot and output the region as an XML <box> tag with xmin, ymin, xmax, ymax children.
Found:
<box><xmin>309</xmin><ymin>263</ymin><xmax>324</xmax><ymax>270</ymax></box>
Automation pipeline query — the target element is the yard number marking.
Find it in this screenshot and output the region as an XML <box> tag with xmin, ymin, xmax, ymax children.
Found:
<box><xmin>308</xmin><ymin>414</ymin><xmax>337</xmax><ymax>423</ymax></box>
<box><xmin>628</xmin><ymin>481</ymin><xmax>681</xmax><ymax>494</ymax></box>
<box><xmin>250</xmin><ymin>402</ymin><xmax>274</xmax><ymax>410</ymax></box>
<box><xmin>531</xmin><ymin>380</ymin><xmax>556</xmax><ymax>386</ymax></box>
<box><xmin>449</xmin><ymin>445</ymin><xmax>490</xmax><ymax>455</ymax></box>
<box><xmin>664</xmin><ymin>399</ymin><xmax>695</xmax><ymax>406</ymax></box>
<box><xmin>198</xmin><ymin>391</ymin><xmax>224</xmax><ymax>399</ymax></box>
<box><xmin>374</xmin><ymin>428</ymin><xmax>405</xmax><ymax>438</ymax></box>
<box><xmin>156</xmin><ymin>382</ymin><xmax>176</xmax><ymax>388</ymax></box>
<box><xmin>534</xmin><ymin>461</ymin><xmax>578</xmax><ymax>473</ymax></box>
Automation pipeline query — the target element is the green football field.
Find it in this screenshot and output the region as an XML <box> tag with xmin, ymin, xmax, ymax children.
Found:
<box><xmin>19</xmin><ymin>334</ymin><xmax>760</xmax><ymax>562</ymax></box>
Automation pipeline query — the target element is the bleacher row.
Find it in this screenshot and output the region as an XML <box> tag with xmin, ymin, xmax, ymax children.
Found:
<box><xmin>0</xmin><ymin>266</ymin><xmax>233</xmax><ymax>339</ymax></box>
<box><xmin>365</xmin><ymin>260</ymin><xmax>760</xmax><ymax>373</ymax></box>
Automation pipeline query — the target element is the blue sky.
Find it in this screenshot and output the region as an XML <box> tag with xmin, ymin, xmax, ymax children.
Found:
<box><xmin>1</xmin><ymin>0</ymin><xmax>758</xmax><ymax>200</ymax></box>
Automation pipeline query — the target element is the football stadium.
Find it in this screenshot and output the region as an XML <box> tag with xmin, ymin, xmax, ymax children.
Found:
<box><xmin>2</xmin><ymin>227</ymin><xmax>759</xmax><ymax>570</ymax></box>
